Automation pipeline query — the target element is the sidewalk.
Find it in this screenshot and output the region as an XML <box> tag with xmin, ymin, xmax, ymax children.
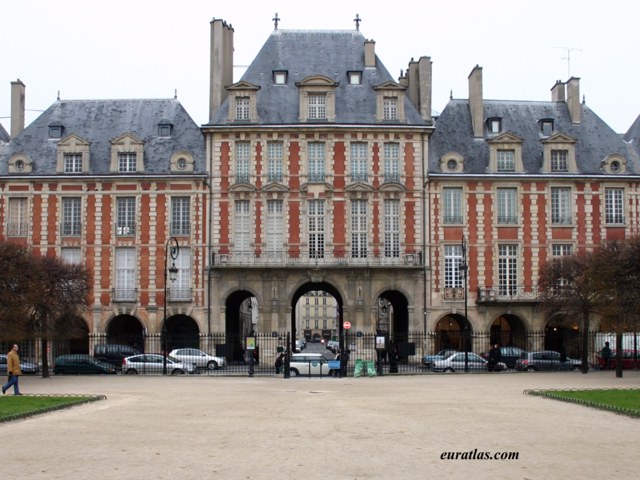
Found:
<box><xmin>1</xmin><ymin>371</ymin><xmax>638</xmax><ymax>479</ymax></box>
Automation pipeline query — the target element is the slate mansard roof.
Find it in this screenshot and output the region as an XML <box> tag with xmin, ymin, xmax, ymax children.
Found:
<box><xmin>208</xmin><ymin>29</ymin><xmax>427</xmax><ymax>126</ymax></box>
<box><xmin>429</xmin><ymin>99</ymin><xmax>639</xmax><ymax>176</ymax></box>
<box><xmin>0</xmin><ymin>98</ymin><xmax>205</xmax><ymax>176</ymax></box>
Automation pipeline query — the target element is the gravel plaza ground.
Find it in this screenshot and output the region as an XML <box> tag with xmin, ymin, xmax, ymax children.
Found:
<box><xmin>1</xmin><ymin>370</ymin><xmax>638</xmax><ymax>480</ymax></box>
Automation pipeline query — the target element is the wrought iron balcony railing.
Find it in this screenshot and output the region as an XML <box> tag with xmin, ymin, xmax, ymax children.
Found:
<box><xmin>211</xmin><ymin>251</ymin><xmax>423</xmax><ymax>268</ymax></box>
<box><xmin>168</xmin><ymin>288</ymin><xmax>193</xmax><ymax>302</ymax></box>
<box><xmin>476</xmin><ymin>286</ymin><xmax>539</xmax><ymax>302</ymax></box>
<box><xmin>112</xmin><ymin>288</ymin><xmax>138</xmax><ymax>302</ymax></box>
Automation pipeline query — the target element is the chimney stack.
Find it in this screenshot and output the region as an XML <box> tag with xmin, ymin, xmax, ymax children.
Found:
<box><xmin>566</xmin><ymin>77</ymin><xmax>581</xmax><ymax>124</ymax></box>
<box><xmin>417</xmin><ymin>56</ymin><xmax>432</xmax><ymax>123</ymax></box>
<box><xmin>468</xmin><ymin>65</ymin><xmax>483</xmax><ymax>138</ymax></box>
<box><xmin>551</xmin><ymin>80</ymin><xmax>565</xmax><ymax>102</ymax></box>
<box><xmin>209</xmin><ymin>19</ymin><xmax>234</xmax><ymax>121</ymax></box>
<box><xmin>11</xmin><ymin>79</ymin><xmax>26</xmax><ymax>137</ymax></box>
<box><xmin>364</xmin><ymin>39</ymin><xmax>376</xmax><ymax>68</ymax></box>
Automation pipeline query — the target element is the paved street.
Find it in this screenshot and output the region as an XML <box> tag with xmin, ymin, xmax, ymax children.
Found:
<box><xmin>1</xmin><ymin>371</ymin><xmax>638</xmax><ymax>479</ymax></box>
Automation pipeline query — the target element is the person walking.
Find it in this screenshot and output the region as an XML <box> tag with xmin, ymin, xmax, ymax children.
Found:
<box><xmin>601</xmin><ymin>341</ymin><xmax>612</xmax><ymax>370</ymax></box>
<box><xmin>274</xmin><ymin>352</ymin><xmax>285</xmax><ymax>374</ymax></box>
<box><xmin>488</xmin><ymin>344</ymin><xmax>502</xmax><ymax>372</ymax></box>
<box><xmin>2</xmin><ymin>344</ymin><xmax>22</xmax><ymax>395</ymax></box>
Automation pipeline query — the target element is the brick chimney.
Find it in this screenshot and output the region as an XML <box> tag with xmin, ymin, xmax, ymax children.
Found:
<box><xmin>550</xmin><ymin>80</ymin><xmax>565</xmax><ymax>102</ymax></box>
<box><xmin>468</xmin><ymin>65</ymin><xmax>483</xmax><ymax>138</ymax></box>
<box><xmin>364</xmin><ymin>39</ymin><xmax>376</xmax><ymax>68</ymax></box>
<box><xmin>404</xmin><ymin>57</ymin><xmax>432</xmax><ymax>123</ymax></box>
<box><xmin>11</xmin><ymin>79</ymin><xmax>26</xmax><ymax>137</ymax></box>
<box><xmin>566</xmin><ymin>77</ymin><xmax>581</xmax><ymax>124</ymax></box>
<box><xmin>209</xmin><ymin>18</ymin><xmax>234</xmax><ymax>121</ymax></box>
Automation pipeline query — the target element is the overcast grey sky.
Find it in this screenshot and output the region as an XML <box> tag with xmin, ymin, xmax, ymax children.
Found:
<box><xmin>1</xmin><ymin>0</ymin><xmax>638</xmax><ymax>133</ymax></box>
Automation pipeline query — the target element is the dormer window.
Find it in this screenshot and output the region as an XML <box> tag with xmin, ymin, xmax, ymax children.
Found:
<box><xmin>541</xmin><ymin>134</ymin><xmax>578</xmax><ymax>173</ymax></box>
<box><xmin>487</xmin><ymin>133</ymin><xmax>524</xmax><ymax>173</ymax></box>
<box><xmin>110</xmin><ymin>133</ymin><xmax>144</xmax><ymax>173</ymax></box>
<box><xmin>236</xmin><ymin>97</ymin><xmax>250</xmax><ymax>120</ymax></box>
<box><xmin>158</xmin><ymin>120</ymin><xmax>173</xmax><ymax>137</ymax></box>
<box><xmin>56</xmin><ymin>134</ymin><xmax>90</xmax><ymax>174</ymax></box>
<box><xmin>383</xmin><ymin>97</ymin><xmax>398</xmax><ymax>120</ymax></box>
<box><xmin>308</xmin><ymin>94</ymin><xmax>327</xmax><ymax>120</ymax></box>
<box><xmin>348</xmin><ymin>71</ymin><xmax>362</xmax><ymax>85</ymax></box>
<box><xmin>48</xmin><ymin>122</ymin><xmax>63</xmax><ymax>139</ymax></box>
<box><xmin>225</xmin><ymin>81</ymin><xmax>260</xmax><ymax>123</ymax></box>
<box><xmin>487</xmin><ymin>117</ymin><xmax>502</xmax><ymax>134</ymax></box>
<box><xmin>550</xmin><ymin>150</ymin><xmax>568</xmax><ymax>172</ymax></box>
<box><xmin>497</xmin><ymin>150</ymin><xmax>515</xmax><ymax>172</ymax></box>
<box><xmin>540</xmin><ymin>119</ymin><xmax>554</xmax><ymax>136</ymax></box>
<box><xmin>170</xmin><ymin>152</ymin><xmax>195</xmax><ymax>173</ymax></box>
<box><xmin>373</xmin><ymin>82</ymin><xmax>407</xmax><ymax>123</ymax></box>
<box><xmin>296</xmin><ymin>75</ymin><xmax>338</xmax><ymax>123</ymax></box>
<box><xmin>273</xmin><ymin>71</ymin><xmax>288</xmax><ymax>85</ymax></box>
<box><xmin>601</xmin><ymin>154</ymin><xmax>627</xmax><ymax>174</ymax></box>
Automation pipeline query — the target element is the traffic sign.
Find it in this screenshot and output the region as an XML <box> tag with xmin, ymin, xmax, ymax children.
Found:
<box><xmin>343</xmin><ymin>321</ymin><xmax>351</xmax><ymax>329</ymax></box>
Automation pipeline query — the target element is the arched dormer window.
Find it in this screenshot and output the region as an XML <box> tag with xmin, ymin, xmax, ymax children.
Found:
<box><xmin>296</xmin><ymin>75</ymin><xmax>338</xmax><ymax>123</ymax></box>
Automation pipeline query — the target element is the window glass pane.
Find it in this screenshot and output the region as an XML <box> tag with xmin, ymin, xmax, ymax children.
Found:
<box><xmin>308</xmin><ymin>94</ymin><xmax>326</xmax><ymax>119</ymax></box>
<box><xmin>383</xmin><ymin>143</ymin><xmax>399</xmax><ymax>182</ymax></box>
<box><xmin>350</xmin><ymin>142</ymin><xmax>368</xmax><ymax>182</ymax></box>
<box><xmin>605</xmin><ymin>188</ymin><xmax>624</xmax><ymax>224</ymax></box>
<box><xmin>7</xmin><ymin>198</ymin><xmax>28</xmax><ymax>236</ymax></box>
<box><xmin>116</xmin><ymin>197</ymin><xmax>136</xmax><ymax>236</ymax></box>
<box><xmin>62</xmin><ymin>198</ymin><xmax>82</xmax><ymax>236</ymax></box>
<box><xmin>171</xmin><ymin>197</ymin><xmax>191</xmax><ymax>235</ymax></box>
<box><xmin>351</xmin><ymin>200</ymin><xmax>368</xmax><ymax>258</ymax></box>
<box><xmin>266</xmin><ymin>200</ymin><xmax>283</xmax><ymax>253</ymax></box>
<box><xmin>497</xmin><ymin>188</ymin><xmax>517</xmax><ymax>224</ymax></box>
<box><xmin>551</xmin><ymin>150</ymin><xmax>568</xmax><ymax>172</ymax></box>
<box><xmin>234</xmin><ymin>200</ymin><xmax>251</xmax><ymax>253</ymax></box>
<box><xmin>236</xmin><ymin>97</ymin><xmax>250</xmax><ymax>120</ymax></box>
<box><xmin>444</xmin><ymin>245</ymin><xmax>463</xmax><ymax>288</ymax></box>
<box><xmin>267</xmin><ymin>142</ymin><xmax>283</xmax><ymax>182</ymax></box>
<box><xmin>551</xmin><ymin>187</ymin><xmax>572</xmax><ymax>224</ymax></box>
<box><xmin>308</xmin><ymin>143</ymin><xmax>325</xmax><ymax>182</ymax></box>
<box><xmin>308</xmin><ymin>200</ymin><xmax>325</xmax><ymax>258</ymax></box>
<box><xmin>442</xmin><ymin>187</ymin><xmax>463</xmax><ymax>224</ymax></box>
<box><xmin>236</xmin><ymin>142</ymin><xmax>250</xmax><ymax>183</ymax></box>
<box><xmin>497</xmin><ymin>150</ymin><xmax>515</xmax><ymax>172</ymax></box>
<box><xmin>64</xmin><ymin>153</ymin><xmax>83</xmax><ymax>173</ymax></box>
<box><xmin>118</xmin><ymin>153</ymin><xmax>137</xmax><ymax>173</ymax></box>
<box><xmin>498</xmin><ymin>244</ymin><xmax>518</xmax><ymax>296</ymax></box>
<box><xmin>383</xmin><ymin>97</ymin><xmax>398</xmax><ymax>120</ymax></box>
<box><xmin>384</xmin><ymin>200</ymin><xmax>400</xmax><ymax>258</ymax></box>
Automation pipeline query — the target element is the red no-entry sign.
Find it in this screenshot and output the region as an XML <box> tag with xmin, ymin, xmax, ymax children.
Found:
<box><xmin>343</xmin><ymin>321</ymin><xmax>351</xmax><ymax>329</ymax></box>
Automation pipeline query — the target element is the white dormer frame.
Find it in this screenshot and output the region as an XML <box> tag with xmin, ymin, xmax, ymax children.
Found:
<box><xmin>373</xmin><ymin>82</ymin><xmax>407</xmax><ymax>123</ymax></box>
<box><xmin>440</xmin><ymin>151</ymin><xmax>465</xmax><ymax>173</ymax></box>
<box><xmin>296</xmin><ymin>75</ymin><xmax>338</xmax><ymax>123</ymax></box>
<box><xmin>487</xmin><ymin>133</ymin><xmax>525</xmax><ymax>173</ymax></box>
<box><xmin>226</xmin><ymin>81</ymin><xmax>261</xmax><ymax>123</ymax></box>
<box><xmin>7</xmin><ymin>154</ymin><xmax>33</xmax><ymax>174</ymax></box>
<box><xmin>541</xmin><ymin>133</ymin><xmax>578</xmax><ymax>173</ymax></box>
<box><xmin>56</xmin><ymin>134</ymin><xmax>91</xmax><ymax>173</ymax></box>
<box><xmin>110</xmin><ymin>133</ymin><xmax>145</xmax><ymax>173</ymax></box>
<box><xmin>170</xmin><ymin>151</ymin><xmax>195</xmax><ymax>173</ymax></box>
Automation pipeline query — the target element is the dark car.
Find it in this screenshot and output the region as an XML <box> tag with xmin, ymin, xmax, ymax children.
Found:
<box><xmin>514</xmin><ymin>351</ymin><xmax>581</xmax><ymax>372</ymax></box>
<box><xmin>53</xmin><ymin>354</ymin><xmax>117</xmax><ymax>374</ymax></box>
<box><xmin>94</xmin><ymin>344</ymin><xmax>140</xmax><ymax>369</ymax></box>
<box><xmin>480</xmin><ymin>346</ymin><xmax>527</xmax><ymax>369</ymax></box>
<box><xmin>0</xmin><ymin>354</ymin><xmax>40</xmax><ymax>374</ymax></box>
<box><xmin>597</xmin><ymin>350</ymin><xmax>639</xmax><ymax>370</ymax></box>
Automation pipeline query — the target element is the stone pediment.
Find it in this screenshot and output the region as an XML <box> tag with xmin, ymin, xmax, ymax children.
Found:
<box><xmin>226</xmin><ymin>81</ymin><xmax>260</xmax><ymax>92</ymax></box>
<box><xmin>229</xmin><ymin>182</ymin><xmax>257</xmax><ymax>193</ymax></box>
<box><xmin>111</xmin><ymin>133</ymin><xmax>144</xmax><ymax>146</ymax></box>
<box><xmin>379</xmin><ymin>182</ymin><xmax>406</xmax><ymax>194</ymax></box>
<box><xmin>541</xmin><ymin>133</ymin><xmax>577</xmax><ymax>144</ymax></box>
<box><xmin>58</xmin><ymin>134</ymin><xmax>91</xmax><ymax>148</ymax></box>
<box><xmin>261</xmin><ymin>182</ymin><xmax>290</xmax><ymax>193</ymax></box>
<box><xmin>296</xmin><ymin>75</ymin><xmax>338</xmax><ymax>87</ymax></box>
<box><xmin>487</xmin><ymin>132</ymin><xmax>523</xmax><ymax>144</ymax></box>
<box><xmin>373</xmin><ymin>81</ymin><xmax>406</xmax><ymax>91</ymax></box>
<box><xmin>345</xmin><ymin>182</ymin><xmax>374</xmax><ymax>194</ymax></box>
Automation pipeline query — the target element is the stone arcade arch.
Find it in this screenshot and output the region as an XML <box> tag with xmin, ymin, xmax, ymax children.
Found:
<box><xmin>163</xmin><ymin>314</ymin><xmax>200</xmax><ymax>351</ymax></box>
<box><xmin>224</xmin><ymin>290</ymin><xmax>256</xmax><ymax>362</ymax></box>
<box><xmin>377</xmin><ymin>290</ymin><xmax>410</xmax><ymax>358</ymax></box>
<box><xmin>53</xmin><ymin>315</ymin><xmax>90</xmax><ymax>355</ymax></box>
<box><xmin>291</xmin><ymin>282</ymin><xmax>343</xmax><ymax>347</ymax></box>
<box><xmin>488</xmin><ymin>314</ymin><xmax>527</xmax><ymax>349</ymax></box>
<box><xmin>105</xmin><ymin>314</ymin><xmax>145</xmax><ymax>351</ymax></box>
<box><xmin>545</xmin><ymin>314</ymin><xmax>580</xmax><ymax>358</ymax></box>
<box><xmin>434</xmin><ymin>314</ymin><xmax>473</xmax><ymax>352</ymax></box>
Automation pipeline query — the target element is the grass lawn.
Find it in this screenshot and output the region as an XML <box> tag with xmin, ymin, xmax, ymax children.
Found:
<box><xmin>526</xmin><ymin>389</ymin><xmax>640</xmax><ymax>418</ymax></box>
<box><xmin>0</xmin><ymin>395</ymin><xmax>106</xmax><ymax>422</ymax></box>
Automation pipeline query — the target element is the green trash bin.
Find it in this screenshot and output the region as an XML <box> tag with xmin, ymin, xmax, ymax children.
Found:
<box><xmin>365</xmin><ymin>360</ymin><xmax>376</xmax><ymax>377</ymax></box>
<box><xmin>354</xmin><ymin>359</ymin><xmax>365</xmax><ymax>378</ymax></box>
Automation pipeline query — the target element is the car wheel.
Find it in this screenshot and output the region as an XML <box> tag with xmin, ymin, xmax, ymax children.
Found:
<box><xmin>290</xmin><ymin>368</ymin><xmax>299</xmax><ymax>377</ymax></box>
<box><xmin>171</xmin><ymin>369</ymin><xmax>185</xmax><ymax>375</ymax></box>
<box><xmin>570</xmin><ymin>365</ymin><xmax>581</xmax><ymax>371</ymax></box>
<box><xmin>125</xmin><ymin>369</ymin><xmax>138</xmax><ymax>374</ymax></box>
<box><xmin>207</xmin><ymin>360</ymin><xmax>219</xmax><ymax>370</ymax></box>
<box><xmin>526</xmin><ymin>365</ymin><xmax>537</xmax><ymax>372</ymax></box>
<box><xmin>444</xmin><ymin>367</ymin><xmax>455</xmax><ymax>373</ymax></box>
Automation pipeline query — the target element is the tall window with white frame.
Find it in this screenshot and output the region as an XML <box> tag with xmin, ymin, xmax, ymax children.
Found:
<box><xmin>267</xmin><ymin>142</ymin><xmax>283</xmax><ymax>183</ymax></box>
<box><xmin>383</xmin><ymin>142</ymin><xmax>400</xmax><ymax>183</ymax></box>
<box><xmin>115</xmin><ymin>247</ymin><xmax>136</xmax><ymax>301</ymax></box>
<box><xmin>61</xmin><ymin>197</ymin><xmax>82</xmax><ymax>236</ymax></box>
<box><xmin>308</xmin><ymin>94</ymin><xmax>326</xmax><ymax>120</ymax></box>
<box><xmin>61</xmin><ymin>247</ymin><xmax>82</xmax><ymax>265</ymax></box>
<box><xmin>308</xmin><ymin>142</ymin><xmax>325</xmax><ymax>183</ymax></box>
<box><xmin>498</xmin><ymin>244</ymin><xmax>518</xmax><ymax>297</ymax></box>
<box><xmin>63</xmin><ymin>153</ymin><xmax>83</xmax><ymax>173</ymax></box>
<box><xmin>234</xmin><ymin>200</ymin><xmax>251</xmax><ymax>254</ymax></box>
<box><xmin>350</xmin><ymin>142</ymin><xmax>368</xmax><ymax>182</ymax></box>
<box><xmin>351</xmin><ymin>199</ymin><xmax>368</xmax><ymax>258</ymax></box>
<box><xmin>605</xmin><ymin>188</ymin><xmax>625</xmax><ymax>225</ymax></box>
<box><xmin>236</xmin><ymin>96</ymin><xmax>250</xmax><ymax>121</ymax></box>
<box><xmin>308</xmin><ymin>199</ymin><xmax>325</xmax><ymax>259</ymax></box>
<box><xmin>384</xmin><ymin>199</ymin><xmax>400</xmax><ymax>258</ymax></box>
<box><xmin>496</xmin><ymin>150</ymin><xmax>515</xmax><ymax>172</ymax></box>
<box><xmin>116</xmin><ymin>197</ymin><xmax>136</xmax><ymax>236</ymax></box>
<box><xmin>118</xmin><ymin>152</ymin><xmax>137</xmax><ymax>173</ymax></box>
<box><xmin>551</xmin><ymin>187</ymin><xmax>572</xmax><ymax>224</ymax></box>
<box><xmin>497</xmin><ymin>187</ymin><xmax>518</xmax><ymax>224</ymax></box>
<box><xmin>170</xmin><ymin>248</ymin><xmax>191</xmax><ymax>301</ymax></box>
<box><xmin>266</xmin><ymin>199</ymin><xmax>284</xmax><ymax>254</ymax></box>
<box><xmin>383</xmin><ymin>97</ymin><xmax>398</xmax><ymax>120</ymax></box>
<box><xmin>171</xmin><ymin>197</ymin><xmax>191</xmax><ymax>236</ymax></box>
<box><xmin>550</xmin><ymin>150</ymin><xmax>568</xmax><ymax>172</ymax></box>
<box><xmin>442</xmin><ymin>187</ymin><xmax>463</xmax><ymax>224</ymax></box>
<box><xmin>7</xmin><ymin>197</ymin><xmax>28</xmax><ymax>236</ymax></box>
<box><xmin>444</xmin><ymin>245</ymin><xmax>464</xmax><ymax>289</ymax></box>
<box><xmin>235</xmin><ymin>142</ymin><xmax>250</xmax><ymax>183</ymax></box>
<box><xmin>552</xmin><ymin>244</ymin><xmax>573</xmax><ymax>290</ymax></box>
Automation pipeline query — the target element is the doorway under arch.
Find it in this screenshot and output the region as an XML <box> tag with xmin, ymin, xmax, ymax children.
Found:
<box><xmin>489</xmin><ymin>314</ymin><xmax>527</xmax><ymax>349</ymax></box>
<box><xmin>224</xmin><ymin>290</ymin><xmax>255</xmax><ymax>362</ymax></box>
<box><xmin>106</xmin><ymin>314</ymin><xmax>145</xmax><ymax>351</ymax></box>
<box><xmin>377</xmin><ymin>290</ymin><xmax>410</xmax><ymax>359</ymax></box>
<box><xmin>291</xmin><ymin>282</ymin><xmax>343</xmax><ymax>347</ymax></box>
<box><xmin>163</xmin><ymin>314</ymin><xmax>200</xmax><ymax>350</ymax></box>
<box><xmin>434</xmin><ymin>314</ymin><xmax>472</xmax><ymax>352</ymax></box>
<box><xmin>545</xmin><ymin>315</ymin><xmax>580</xmax><ymax>358</ymax></box>
<box><xmin>53</xmin><ymin>315</ymin><xmax>90</xmax><ymax>355</ymax></box>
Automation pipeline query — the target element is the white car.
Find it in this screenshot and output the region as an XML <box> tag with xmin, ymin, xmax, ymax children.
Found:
<box><xmin>288</xmin><ymin>353</ymin><xmax>336</xmax><ymax>377</ymax></box>
<box><xmin>169</xmin><ymin>348</ymin><xmax>227</xmax><ymax>370</ymax></box>
<box><xmin>122</xmin><ymin>354</ymin><xmax>195</xmax><ymax>375</ymax></box>
<box><xmin>431</xmin><ymin>352</ymin><xmax>506</xmax><ymax>373</ymax></box>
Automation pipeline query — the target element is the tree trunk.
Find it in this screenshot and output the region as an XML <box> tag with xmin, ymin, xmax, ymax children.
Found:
<box><xmin>580</xmin><ymin>310</ymin><xmax>590</xmax><ymax>374</ymax></box>
<box><xmin>41</xmin><ymin>337</ymin><xmax>50</xmax><ymax>378</ymax></box>
<box><xmin>615</xmin><ymin>331</ymin><xmax>623</xmax><ymax>378</ymax></box>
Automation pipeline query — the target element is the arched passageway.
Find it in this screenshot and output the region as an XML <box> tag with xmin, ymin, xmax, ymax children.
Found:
<box><xmin>434</xmin><ymin>314</ymin><xmax>472</xmax><ymax>351</ymax></box>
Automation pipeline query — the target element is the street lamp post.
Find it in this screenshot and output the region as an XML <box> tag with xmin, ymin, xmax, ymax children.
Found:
<box><xmin>163</xmin><ymin>237</ymin><xmax>180</xmax><ymax>375</ymax></box>
<box><xmin>460</xmin><ymin>235</ymin><xmax>469</xmax><ymax>372</ymax></box>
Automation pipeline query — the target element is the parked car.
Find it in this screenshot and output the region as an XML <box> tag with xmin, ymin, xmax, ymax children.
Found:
<box><xmin>122</xmin><ymin>354</ymin><xmax>195</xmax><ymax>375</ymax></box>
<box><xmin>94</xmin><ymin>344</ymin><xmax>140</xmax><ymax>369</ymax></box>
<box><xmin>294</xmin><ymin>340</ymin><xmax>305</xmax><ymax>352</ymax></box>
<box><xmin>596</xmin><ymin>350</ymin><xmax>639</xmax><ymax>370</ymax></box>
<box><xmin>480</xmin><ymin>346</ymin><xmax>527</xmax><ymax>369</ymax></box>
<box><xmin>53</xmin><ymin>355</ymin><xmax>117</xmax><ymax>374</ymax></box>
<box><xmin>169</xmin><ymin>348</ymin><xmax>227</xmax><ymax>370</ymax></box>
<box><xmin>326</xmin><ymin>340</ymin><xmax>340</xmax><ymax>353</ymax></box>
<box><xmin>0</xmin><ymin>354</ymin><xmax>40</xmax><ymax>375</ymax></box>
<box><xmin>431</xmin><ymin>352</ymin><xmax>506</xmax><ymax>372</ymax></box>
<box><xmin>514</xmin><ymin>351</ymin><xmax>582</xmax><ymax>372</ymax></box>
<box><xmin>288</xmin><ymin>353</ymin><xmax>336</xmax><ymax>377</ymax></box>
<box><xmin>422</xmin><ymin>349</ymin><xmax>458</xmax><ymax>368</ymax></box>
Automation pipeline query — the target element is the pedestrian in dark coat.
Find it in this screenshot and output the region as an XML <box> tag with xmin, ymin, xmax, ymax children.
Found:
<box><xmin>488</xmin><ymin>344</ymin><xmax>502</xmax><ymax>372</ymax></box>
